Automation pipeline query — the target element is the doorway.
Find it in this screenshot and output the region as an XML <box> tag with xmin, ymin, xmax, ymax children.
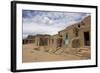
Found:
<box><xmin>84</xmin><ymin>32</ymin><xmax>90</xmax><ymax>46</ymax></box>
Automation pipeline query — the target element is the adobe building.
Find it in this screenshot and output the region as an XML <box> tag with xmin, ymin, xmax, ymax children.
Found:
<box><xmin>48</xmin><ymin>34</ymin><xmax>62</xmax><ymax>52</ymax></box>
<box><xmin>23</xmin><ymin>35</ymin><xmax>35</xmax><ymax>44</ymax></box>
<box><xmin>23</xmin><ymin>16</ymin><xmax>91</xmax><ymax>51</ymax></box>
<box><xmin>58</xmin><ymin>16</ymin><xmax>91</xmax><ymax>49</ymax></box>
<box><xmin>34</xmin><ymin>34</ymin><xmax>50</xmax><ymax>47</ymax></box>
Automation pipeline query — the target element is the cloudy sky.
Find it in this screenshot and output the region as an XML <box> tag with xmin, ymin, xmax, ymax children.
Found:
<box><xmin>22</xmin><ymin>10</ymin><xmax>90</xmax><ymax>38</ymax></box>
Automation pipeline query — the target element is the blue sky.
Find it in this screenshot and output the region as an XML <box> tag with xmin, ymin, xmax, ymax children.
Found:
<box><xmin>22</xmin><ymin>10</ymin><xmax>90</xmax><ymax>38</ymax></box>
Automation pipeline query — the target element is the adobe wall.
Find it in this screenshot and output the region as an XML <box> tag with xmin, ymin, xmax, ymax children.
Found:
<box><xmin>58</xmin><ymin>16</ymin><xmax>91</xmax><ymax>48</ymax></box>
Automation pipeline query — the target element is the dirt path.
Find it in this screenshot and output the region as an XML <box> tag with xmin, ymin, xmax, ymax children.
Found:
<box><xmin>22</xmin><ymin>44</ymin><xmax>90</xmax><ymax>63</ymax></box>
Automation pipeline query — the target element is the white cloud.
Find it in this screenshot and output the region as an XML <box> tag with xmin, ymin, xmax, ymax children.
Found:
<box><xmin>22</xmin><ymin>10</ymin><xmax>90</xmax><ymax>38</ymax></box>
<box><xmin>23</xmin><ymin>22</ymin><xmax>64</xmax><ymax>36</ymax></box>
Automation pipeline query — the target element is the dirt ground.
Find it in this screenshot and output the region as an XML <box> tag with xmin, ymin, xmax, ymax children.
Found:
<box><xmin>22</xmin><ymin>44</ymin><xmax>91</xmax><ymax>63</ymax></box>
